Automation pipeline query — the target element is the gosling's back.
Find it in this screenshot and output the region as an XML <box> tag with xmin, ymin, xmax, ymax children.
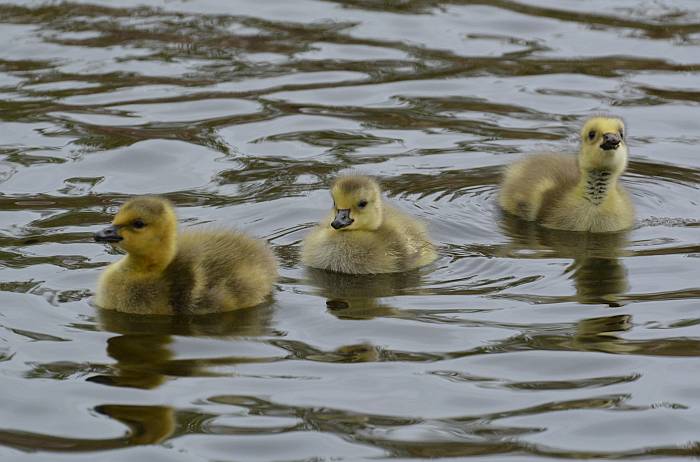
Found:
<box><xmin>177</xmin><ymin>230</ymin><xmax>278</xmax><ymax>312</ymax></box>
<box><xmin>499</xmin><ymin>153</ymin><xmax>580</xmax><ymax>222</ymax></box>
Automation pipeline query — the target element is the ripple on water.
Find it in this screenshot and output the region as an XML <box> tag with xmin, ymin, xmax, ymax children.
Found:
<box><xmin>0</xmin><ymin>0</ymin><xmax>699</xmax><ymax>460</ymax></box>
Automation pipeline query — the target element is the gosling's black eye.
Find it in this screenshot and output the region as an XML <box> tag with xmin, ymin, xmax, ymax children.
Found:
<box><xmin>133</xmin><ymin>219</ymin><xmax>146</xmax><ymax>229</ymax></box>
<box><xmin>619</xmin><ymin>129</ymin><xmax>624</xmax><ymax>139</ymax></box>
<box><xmin>588</xmin><ymin>130</ymin><xmax>596</xmax><ymax>140</ymax></box>
<box><xmin>358</xmin><ymin>200</ymin><xmax>368</xmax><ymax>209</ymax></box>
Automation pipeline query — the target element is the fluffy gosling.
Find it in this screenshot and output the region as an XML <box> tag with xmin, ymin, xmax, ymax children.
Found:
<box><xmin>499</xmin><ymin>116</ymin><xmax>634</xmax><ymax>232</ymax></box>
<box><xmin>301</xmin><ymin>176</ymin><xmax>437</xmax><ymax>274</ymax></box>
<box><xmin>94</xmin><ymin>196</ymin><xmax>277</xmax><ymax>314</ymax></box>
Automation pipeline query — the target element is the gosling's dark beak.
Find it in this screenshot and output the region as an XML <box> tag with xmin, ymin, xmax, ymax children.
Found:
<box><xmin>331</xmin><ymin>209</ymin><xmax>354</xmax><ymax>230</ymax></box>
<box><xmin>94</xmin><ymin>225</ymin><xmax>122</xmax><ymax>243</ymax></box>
<box><xmin>600</xmin><ymin>132</ymin><xmax>621</xmax><ymax>151</ymax></box>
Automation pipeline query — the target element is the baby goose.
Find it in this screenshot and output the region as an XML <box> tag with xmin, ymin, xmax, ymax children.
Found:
<box><xmin>94</xmin><ymin>196</ymin><xmax>277</xmax><ymax>315</ymax></box>
<box><xmin>499</xmin><ymin>116</ymin><xmax>634</xmax><ymax>232</ymax></box>
<box><xmin>301</xmin><ymin>175</ymin><xmax>437</xmax><ymax>274</ymax></box>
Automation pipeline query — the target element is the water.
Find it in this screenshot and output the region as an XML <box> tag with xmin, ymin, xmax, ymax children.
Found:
<box><xmin>0</xmin><ymin>0</ymin><xmax>698</xmax><ymax>460</ymax></box>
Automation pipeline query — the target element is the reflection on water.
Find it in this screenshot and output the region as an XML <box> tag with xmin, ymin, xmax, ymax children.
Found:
<box><xmin>306</xmin><ymin>267</ymin><xmax>424</xmax><ymax>319</ymax></box>
<box><xmin>90</xmin><ymin>305</ymin><xmax>278</xmax><ymax>388</ymax></box>
<box><xmin>0</xmin><ymin>404</ymin><xmax>175</xmax><ymax>452</ymax></box>
<box><xmin>96</xmin><ymin>303</ymin><xmax>276</xmax><ymax>337</ymax></box>
<box><xmin>499</xmin><ymin>214</ymin><xmax>630</xmax><ymax>306</ymax></box>
<box><xmin>0</xmin><ymin>0</ymin><xmax>699</xmax><ymax>460</ymax></box>
<box><xmin>88</xmin><ymin>334</ymin><xmax>174</xmax><ymax>389</ymax></box>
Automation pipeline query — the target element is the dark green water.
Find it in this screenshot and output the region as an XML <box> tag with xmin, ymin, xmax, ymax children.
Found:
<box><xmin>0</xmin><ymin>1</ymin><xmax>698</xmax><ymax>460</ymax></box>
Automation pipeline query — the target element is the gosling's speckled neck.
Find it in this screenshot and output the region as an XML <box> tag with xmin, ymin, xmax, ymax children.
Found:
<box><xmin>580</xmin><ymin>169</ymin><xmax>617</xmax><ymax>206</ymax></box>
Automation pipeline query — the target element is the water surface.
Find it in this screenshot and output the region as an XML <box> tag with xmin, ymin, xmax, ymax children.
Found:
<box><xmin>0</xmin><ymin>0</ymin><xmax>699</xmax><ymax>460</ymax></box>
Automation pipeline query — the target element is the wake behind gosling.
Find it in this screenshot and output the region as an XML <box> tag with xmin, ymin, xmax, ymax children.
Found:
<box><xmin>301</xmin><ymin>175</ymin><xmax>437</xmax><ymax>274</ymax></box>
<box><xmin>499</xmin><ymin>116</ymin><xmax>635</xmax><ymax>233</ymax></box>
<box><xmin>94</xmin><ymin>196</ymin><xmax>277</xmax><ymax>315</ymax></box>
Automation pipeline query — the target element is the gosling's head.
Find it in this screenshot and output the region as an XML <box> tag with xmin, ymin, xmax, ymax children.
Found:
<box><xmin>329</xmin><ymin>176</ymin><xmax>383</xmax><ymax>231</ymax></box>
<box><xmin>94</xmin><ymin>196</ymin><xmax>177</xmax><ymax>259</ymax></box>
<box><xmin>578</xmin><ymin>116</ymin><xmax>628</xmax><ymax>173</ymax></box>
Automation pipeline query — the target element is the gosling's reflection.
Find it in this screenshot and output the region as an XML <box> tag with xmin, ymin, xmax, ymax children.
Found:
<box><xmin>305</xmin><ymin>267</ymin><xmax>424</xmax><ymax>319</ymax></box>
<box><xmin>0</xmin><ymin>404</ymin><xmax>177</xmax><ymax>451</ymax></box>
<box><xmin>500</xmin><ymin>214</ymin><xmax>630</xmax><ymax>306</ymax></box>
<box><xmin>574</xmin><ymin>314</ymin><xmax>700</xmax><ymax>356</ymax></box>
<box><xmin>96</xmin><ymin>404</ymin><xmax>176</xmax><ymax>445</ymax></box>
<box><xmin>88</xmin><ymin>334</ymin><xmax>172</xmax><ymax>389</ymax></box>
<box><xmin>90</xmin><ymin>304</ymin><xmax>274</xmax><ymax>389</ymax></box>
<box><xmin>96</xmin><ymin>303</ymin><xmax>275</xmax><ymax>336</ymax></box>
<box><xmin>573</xmin><ymin>314</ymin><xmax>636</xmax><ymax>354</ymax></box>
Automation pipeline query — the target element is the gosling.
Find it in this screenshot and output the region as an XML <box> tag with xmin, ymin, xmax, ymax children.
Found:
<box><xmin>301</xmin><ymin>175</ymin><xmax>437</xmax><ymax>274</ymax></box>
<box><xmin>499</xmin><ymin>116</ymin><xmax>634</xmax><ymax>232</ymax></box>
<box><xmin>94</xmin><ymin>196</ymin><xmax>277</xmax><ymax>315</ymax></box>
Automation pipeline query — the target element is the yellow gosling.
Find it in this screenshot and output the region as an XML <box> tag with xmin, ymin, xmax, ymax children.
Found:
<box><xmin>94</xmin><ymin>196</ymin><xmax>277</xmax><ymax>315</ymax></box>
<box><xmin>301</xmin><ymin>175</ymin><xmax>437</xmax><ymax>274</ymax></box>
<box><xmin>499</xmin><ymin>116</ymin><xmax>634</xmax><ymax>232</ymax></box>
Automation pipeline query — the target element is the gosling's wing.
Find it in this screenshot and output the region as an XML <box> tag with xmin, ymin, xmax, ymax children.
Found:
<box><xmin>382</xmin><ymin>205</ymin><xmax>437</xmax><ymax>270</ymax></box>
<box><xmin>500</xmin><ymin>153</ymin><xmax>579</xmax><ymax>221</ymax></box>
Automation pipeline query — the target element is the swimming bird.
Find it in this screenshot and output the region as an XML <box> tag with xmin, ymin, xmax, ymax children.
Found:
<box><xmin>94</xmin><ymin>196</ymin><xmax>277</xmax><ymax>314</ymax></box>
<box><xmin>301</xmin><ymin>175</ymin><xmax>437</xmax><ymax>274</ymax></box>
<box><xmin>499</xmin><ymin>116</ymin><xmax>634</xmax><ymax>232</ymax></box>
